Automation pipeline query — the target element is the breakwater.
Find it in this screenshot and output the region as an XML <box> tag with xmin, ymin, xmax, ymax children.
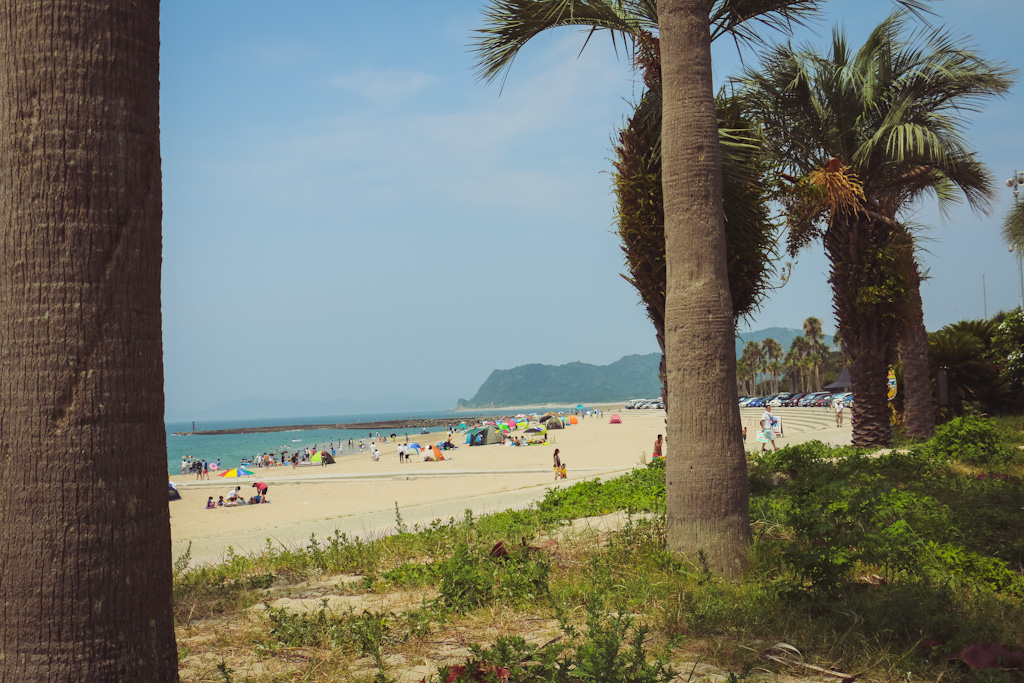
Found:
<box><xmin>173</xmin><ymin>417</ymin><xmax>489</xmax><ymax>436</ymax></box>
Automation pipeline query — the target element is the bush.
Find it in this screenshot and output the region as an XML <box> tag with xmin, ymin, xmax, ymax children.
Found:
<box><xmin>921</xmin><ymin>416</ymin><xmax>1021</xmax><ymax>466</ymax></box>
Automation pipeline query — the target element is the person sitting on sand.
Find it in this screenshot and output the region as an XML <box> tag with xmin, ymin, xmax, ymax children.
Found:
<box><xmin>248</xmin><ymin>494</ymin><xmax>262</xmax><ymax>505</ymax></box>
<box><xmin>205</xmin><ymin>496</ymin><xmax>216</xmax><ymax>510</ymax></box>
<box><xmin>217</xmin><ymin>496</ymin><xmax>225</xmax><ymax>507</ymax></box>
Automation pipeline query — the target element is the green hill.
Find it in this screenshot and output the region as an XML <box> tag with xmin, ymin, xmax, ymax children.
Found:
<box><xmin>456</xmin><ymin>328</ymin><xmax>830</xmax><ymax>409</ymax></box>
<box><xmin>455</xmin><ymin>354</ymin><xmax>662</xmax><ymax>409</ymax></box>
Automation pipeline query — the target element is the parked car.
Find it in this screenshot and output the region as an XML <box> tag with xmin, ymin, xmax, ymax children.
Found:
<box><xmin>799</xmin><ymin>392</ymin><xmax>830</xmax><ymax>406</ymax></box>
<box><xmin>768</xmin><ymin>393</ymin><xmax>792</xmax><ymax>407</ymax></box>
<box><xmin>783</xmin><ymin>392</ymin><xmax>808</xmax><ymax>406</ymax></box>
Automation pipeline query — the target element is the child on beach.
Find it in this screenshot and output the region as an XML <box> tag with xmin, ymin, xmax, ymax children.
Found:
<box><xmin>217</xmin><ymin>496</ymin><xmax>225</xmax><ymax>507</ymax></box>
<box><xmin>559</xmin><ymin>463</ymin><xmax>567</xmax><ymax>480</ymax></box>
<box><xmin>205</xmin><ymin>497</ymin><xmax>216</xmax><ymax>510</ymax></box>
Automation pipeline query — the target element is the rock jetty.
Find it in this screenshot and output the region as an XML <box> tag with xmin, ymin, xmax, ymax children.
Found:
<box><xmin>173</xmin><ymin>417</ymin><xmax>488</xmax><ymax>436</ymax></box>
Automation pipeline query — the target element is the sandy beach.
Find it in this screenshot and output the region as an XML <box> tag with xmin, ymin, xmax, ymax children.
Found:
<box><xmin>170</xmin><ymin>406</ymin><xmax>848</xmax><ymax>566</ymax></box>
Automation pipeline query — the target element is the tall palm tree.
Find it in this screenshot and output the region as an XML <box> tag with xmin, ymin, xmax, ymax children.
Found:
<box><xmin>761</xmin><ymin>337</ymin><xmax>783</xmax><ymax>393</ymax></box>
<box><xmin>741</xmin><ymin>13</ymin><xmax>1013</xmax><ymax>446</ymax></box>
<box><xmin>475</xmin><ymin>0</ymin><xmax>842</xmax><ymax>575</ymax></box>
<box><xmin>0</xmin><ymin>1</ymin><xmax>178</xmax><ymax>679</ymax></box>
<box><xmin>802</xmin><ymin>316</ymin><xmax>825</xmax><ymax>390</ymax></box>
<box><xmin>741</xmin><ymin>340</ymin><xmax>763</xmax><ymax>393</ymax></box>
<box><xmin>788</xmin><ymin>334</ymin><xmax>812</xmax><ymax>392</ymax></box>
<box><xmin>1004</xmin><ymin>201</ymin><xmax>1024</xmax><ymax>253</ymax></box>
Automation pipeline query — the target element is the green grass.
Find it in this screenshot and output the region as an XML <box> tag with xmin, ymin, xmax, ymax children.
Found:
<box><xmin>173</xmin><ymin>416</ymin><xmax>1024</xmax><ymax>682</ymax></box>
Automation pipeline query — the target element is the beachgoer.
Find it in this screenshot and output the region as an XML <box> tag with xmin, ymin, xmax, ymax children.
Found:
<box><xmin>559</xmin><ymin>463</ymin><xmax>567</xmax><ymax>480</ymax></box>
<box><xmin>834</xmin><ymin>399</ymin><xmax>844</xmax><ymax>427</ymax></box>
<box><xmin>552</xmin><ymin>449</ymin><xmax>561</xmax><ymax>480</ymax></box>
<box><xmin>205</xmin><ymin>497</ymin><xmax>215</xmax><ymax>510</ymax></box>
<box><xmin>252</xmin><ymin>482</ymin><xmax>268</xmax><ymax>502</ymax></box>
<box><xmin>758</xmin><ymin>406</ymin><xmax>778</xmax><ymax>452</ymax></box>
<box><xmin>217</xmin><ymin>496</ymin><xmax>225</xmax><ymax>507</ymax></box>
<box><xmin>202</xmin><ymin>460</ymin><xmax>209</xmax><ymax>480</ymax></box>
<box><xmin>653</xmin><ymin>435</ymin><xmax>663</xmax><ymax>459</ymax></box>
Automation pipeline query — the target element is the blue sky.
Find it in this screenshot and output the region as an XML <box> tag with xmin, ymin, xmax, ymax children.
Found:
<box><xmin>159</xmin><ymin>1</ymin><xmax>1024</xmax><ymax>420</ymax></box>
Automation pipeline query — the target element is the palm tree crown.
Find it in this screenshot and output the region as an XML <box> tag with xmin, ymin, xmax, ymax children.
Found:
<box><xmin>743</xmin><ymin>12</ymin><xmax>1013</xmax><ymax>228</ymax></box>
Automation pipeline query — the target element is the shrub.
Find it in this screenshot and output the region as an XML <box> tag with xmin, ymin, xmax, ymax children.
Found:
<box><xmin>921</xmin><ymin>416</ymin><xmax>1021</xmax><ymax>466</ymax></box>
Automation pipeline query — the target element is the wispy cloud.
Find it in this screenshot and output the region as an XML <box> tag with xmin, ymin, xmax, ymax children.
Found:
<box><xmin>253</xmin><ymin>40</ymin><xmax>320</xmax><ymax>69</ymax></box>
<box><xmin>329</xmin><ymin>68</ymin><xmax>440</xmax><ymax>105</ymax></box>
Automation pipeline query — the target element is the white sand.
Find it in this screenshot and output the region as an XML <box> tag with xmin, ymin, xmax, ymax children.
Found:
<box><xmin>170</xmin><ymin>409</ymin><xmax>666</xmax><ymax>565</ymax></box>
<box><xmin>170</xmin><ymin>405</ymin><xmax>848</xmax><ymax>566</ymax></box>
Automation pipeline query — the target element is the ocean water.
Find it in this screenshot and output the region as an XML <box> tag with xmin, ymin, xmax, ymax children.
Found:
<box><xmin>165</xmin><ymin>409</ymin><xmax>550</xmax><ymax>476</ymax></box>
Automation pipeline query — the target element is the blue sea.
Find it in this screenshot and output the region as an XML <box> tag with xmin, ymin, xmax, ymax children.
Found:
<box><xmin>165</xmin><ymin>409</ymin><xmax>554</xmax><ymax>476</ymax></box>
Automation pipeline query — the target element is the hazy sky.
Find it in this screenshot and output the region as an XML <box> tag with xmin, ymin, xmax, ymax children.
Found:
<box><xmin>160</xmin><ymin>1</ymin><xmax>1024</xmax><ymax>420</ymax></box>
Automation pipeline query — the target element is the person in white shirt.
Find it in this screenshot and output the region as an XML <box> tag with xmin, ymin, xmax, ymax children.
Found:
<box><xmin>757</xmin><ymin>405</ymin><xmax>778</xmax><ymax>452</ymax></box>
<box><xmin>834</xmin><ymin>399</ymin><xmax>845</xmax><ymax>427</ymax></box>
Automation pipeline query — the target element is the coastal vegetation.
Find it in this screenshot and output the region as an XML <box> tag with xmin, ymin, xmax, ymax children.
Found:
<box><xmin>173</xmin><ymin>417</ymin><xmax>1024</xmax><ymax>681</ymax></box>
<box><xmin>740</xmin><ymin>11</ymin><xmax>1014</xmax><ymax>447</ymax></box>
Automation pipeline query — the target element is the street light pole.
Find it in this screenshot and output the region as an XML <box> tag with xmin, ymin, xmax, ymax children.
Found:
<box><xmin>1006</xmin><ymin>170</ymin><xmax>1024</xmax><ymax>309</ymax></box>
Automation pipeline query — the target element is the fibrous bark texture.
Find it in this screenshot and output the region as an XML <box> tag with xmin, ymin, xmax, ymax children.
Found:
<box><xmin>660</xmin><ymin>0</ymin><xmax>750</xmax><ymax>577</ymax></box>
<box><xmin>0</xmin><ymin>1</ymin><xmax>178</xmax><ymax>681</ymax></box>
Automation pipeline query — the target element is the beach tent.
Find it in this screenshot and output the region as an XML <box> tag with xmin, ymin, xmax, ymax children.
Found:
<box><xmin>507</xmin><ymin>419</ymin><xmax>516</xmax><ymax>430</ymax></box>
<box><xmin>431</xmin><ymin>445</ymin><xmax>445</xmax><ymax>461</ymax></box>
<box><xmin>467</xmin><ymin>426</ymin><xmax>501</xmax><ymax>446</ymax></box>
<box><xmin>568</xmin><ymin>415</ymin><xmax>579</xmax><ymax>425</ymax></box>
<box><xmin>168</xmin><ymin>482</ymin><xmax>181</xmax><ymax>501</ymax></box>
<box><xmin>457</xmin><ymin>422</ymin><xmax>467</xmax><ymax>430</ymax></box>
<box><xmin>545</xmin><ymin>418</ymin><xmax>563</xmax><ymax>430</ymax></box>
<box><xmin>576</xmin><ymin>404</ymin><xmax>585</xmax><ymax>410</ymax></box>
<box><xmin>407</xmin><ymin>444</ymin><xmax>421</xmax><ymax>455</ymax></box>
<box><xmin>525</xmin><ymin>426</ymin><xmax>546</xmax><ymax>434</ymax></box>
<box><xmin>609</xmin><ymin>414</ymin><xmax>622</xmax><ymax>424</ymax></box>
<box><xmin>537</xmin><ymin>412</ymin><xmax>555</xmax><ymax>424</ymax></box>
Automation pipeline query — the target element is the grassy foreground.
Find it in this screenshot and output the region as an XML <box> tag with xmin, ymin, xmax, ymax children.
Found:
<box><xmin>174</xmin><ymin>416</ymin><xmax>1024</xmax><ymax>682</ymax></box>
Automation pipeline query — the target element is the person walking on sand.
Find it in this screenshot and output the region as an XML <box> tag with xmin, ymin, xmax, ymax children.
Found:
<box><xmin>834</xmin><ymin>398</ymin><xmax>845</xmax><ymax>427</ymax></box>
<box><xmin>552</xmin><ymin>448</ymin><xmax>561</xmax><ymax>480</ymax></box>
<box><xmin>758</xmin><ymin>405</ymin><xmax>778</xmax><ymax>452</ymax></box>
<box><xmin>653</xmin><ymin>434</ymin><xmax>663</xmax><ymax>460</ymax></box>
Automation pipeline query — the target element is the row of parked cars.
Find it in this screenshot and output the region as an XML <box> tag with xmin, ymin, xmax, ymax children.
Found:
<box><xmin>624</xmin><ymin>398</ymin><xmax>665</xmax><ymax>410</ymax></box>
<box><xmin>739</xmin><ymin>391</ymin><xmax>853</xmax><ymax>408</ymax></box>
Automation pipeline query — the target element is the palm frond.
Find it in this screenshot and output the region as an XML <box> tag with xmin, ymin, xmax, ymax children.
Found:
<box><xmin>471</xmin><ymin>0</ymin><xmax>655</xmax><ymax>86</ymax></box>
<box><xmin>1004</xmin><ymin>202</ymin><xmax>1024</xmax><ymax>254</ymax></box>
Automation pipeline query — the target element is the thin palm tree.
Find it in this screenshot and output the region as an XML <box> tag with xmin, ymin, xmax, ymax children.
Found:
<box><xmin>474</xmin><ymin>0</ymin><xmax>842</xmax><ymax>575</ymax></box>
<box><xmin>741</xmin><ymin>13</ymin><xmax>1013</xmax><ymax>446</ymax></box>
<box><xmin>761</xmin><ymin>337</ymin><xmax>783</xmax><ymax>394</ymax></box>
<box><xmin>1004</xmin><ymin>201</ymin><xmax>1024</xmax><ymax>253</ymax></box>
<box><xmin>802</xmin><ymin>316</ymin><xmax>825</xmax><ymax>390</ymax></box>
<box><xmin>741</xmin><ymin>340</ymin><xmax>763</xmax><ymax>393</ymax></box>
<box><xmin>788</xmin><ymin>334</ymin><xmax>812</xmax><ymax>392</ymax></box>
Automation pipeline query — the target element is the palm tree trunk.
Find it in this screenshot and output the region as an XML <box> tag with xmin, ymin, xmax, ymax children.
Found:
<box><xmin>0</xmin><ymin>2</ymin><xmax>178</xmax><ymax>680</ymax></box>
<box><xmin>901</xmin><ymin>269</ymin><xmax>935</xmax><ymax>438</ymax></box>
<box><xmin>660</xmin><ymin>0</ymin><xmax>750</xmax><ymax>577</ymax></box>
<box><xmin>825</xmin><ymin>213</ymin><xmax>906</xmax><ymax>447</ymax></box>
